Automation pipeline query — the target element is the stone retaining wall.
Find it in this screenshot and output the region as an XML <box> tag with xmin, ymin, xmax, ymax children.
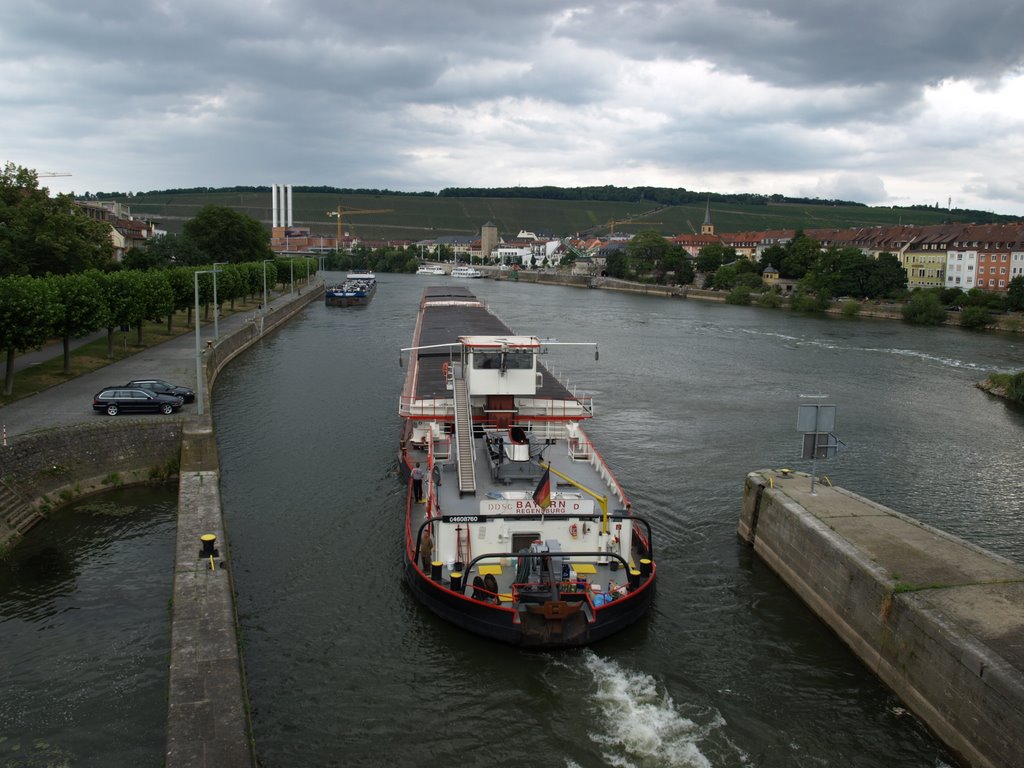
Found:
<box><xmin>0</xmin><ymin>420</ymin><xmax>183</xmax><ymax>550</ymax></box>
<box><xmin>739</xmin><ymin>471</ymin><xmax>1024</xmax><ymax>768</ymax></box>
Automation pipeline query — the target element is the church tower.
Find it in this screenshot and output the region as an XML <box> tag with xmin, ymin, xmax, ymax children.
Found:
<box><xmin>701</xmin><ymin>198</ymin><xmax>715</xmax><ymax>236</ymax></box>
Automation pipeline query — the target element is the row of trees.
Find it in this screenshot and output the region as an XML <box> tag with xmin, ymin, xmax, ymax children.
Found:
<box><xmin>600</xmin><ymin>230</ymin><xmax>908</xmax><ymax>301</ymax></box>
<box><xmin>591</xmin><ymin>229</ymin><xmax>1024</xmax><ymax>323</ymax></box>
<box><xmin>0</xmin><ymin>259</ymin><xmax>314</xmax><ymax>395</ymax></box>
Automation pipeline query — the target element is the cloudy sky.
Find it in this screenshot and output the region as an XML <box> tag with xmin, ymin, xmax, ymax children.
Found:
<box><xmin>3</xmin><ymin>0</ymin><xmax>1023</xmax><ymax>214</ymax></box>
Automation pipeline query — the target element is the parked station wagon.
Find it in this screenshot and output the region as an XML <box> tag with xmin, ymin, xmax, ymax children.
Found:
<box><xmin>92</xmin><ymin>387</ymin><xmax>184</xmax><ymax>416</ymax></box>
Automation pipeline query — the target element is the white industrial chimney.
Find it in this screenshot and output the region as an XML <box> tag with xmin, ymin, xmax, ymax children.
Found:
<box><xmin>271</xmin><ymin>184</ymin><xmax>279</xmax><ymax>228</ymax></box>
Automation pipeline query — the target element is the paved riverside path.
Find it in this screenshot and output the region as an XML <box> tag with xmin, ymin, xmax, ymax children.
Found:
<box><xmin>739</xmin><ymin>469</ymin><xmax>1024</xmax><ymax>768</ymax></box>
<box><xmin>0</xmin><ymin>291</ymin><xmax>295</xmax><ymax>439</ymax></box>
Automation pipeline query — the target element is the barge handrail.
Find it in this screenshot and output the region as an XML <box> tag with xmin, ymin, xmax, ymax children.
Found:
<box><xmin>412</xmin><ymin>513</ymin><xmax>654</xmax><ymax>566</ymax></box>
<box><xmin>463</xmin><ymin>549</ymin><xmax>632</xmax><ymax>576</ymax></box>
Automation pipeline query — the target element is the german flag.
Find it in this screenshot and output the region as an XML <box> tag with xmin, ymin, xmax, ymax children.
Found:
<box><xmin>532</xmin><ymin>467</ymin><xmax>551</xmax><ymax>509</ymax></box>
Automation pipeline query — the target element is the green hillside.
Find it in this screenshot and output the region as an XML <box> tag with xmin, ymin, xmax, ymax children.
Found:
<box><xmin>109</xmin><ymin>189</ymin><xmax>1013</xmax><ymax>241</ymax></box>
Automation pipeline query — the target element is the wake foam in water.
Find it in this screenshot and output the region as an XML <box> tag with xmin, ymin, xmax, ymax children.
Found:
<box><xmin>573</xmin><ymin>651</ymin><xmax>725</xmax><ymax>768</ymax></box>
<box><xmin>737</xmin><ymin>327</ymin><xmax>1008</xmax><ymax>371</ymax></box>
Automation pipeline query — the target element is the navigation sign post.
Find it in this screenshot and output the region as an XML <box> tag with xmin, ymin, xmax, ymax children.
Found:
<box><xmin>797</xmin><ymin>397</ymin><xmax>844</xmax><ymax>494</ymax></box>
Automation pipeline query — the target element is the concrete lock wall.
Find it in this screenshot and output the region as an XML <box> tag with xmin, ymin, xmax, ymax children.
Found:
<box><xmin>739</xmin><ymin>470</ymin><xmax>1024</xmax><ymax>768</ymax></box>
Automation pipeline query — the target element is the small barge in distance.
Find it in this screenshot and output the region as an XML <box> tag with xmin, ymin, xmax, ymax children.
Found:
<box><xmin>325</xmin><ymin>272</ymin><xmax>377</xmax><ymax>307</ymax></box>
<box><xmin>398</xmin><ymin>286</ymin><xmax>656</xmax><ymax>648</ymax></box>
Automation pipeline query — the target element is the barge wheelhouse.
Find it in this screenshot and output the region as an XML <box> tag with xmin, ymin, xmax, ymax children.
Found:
<box><xmin>398</xmin><ymin>286</ymin><xmax>656</xmax><ymax>648</ymax></box>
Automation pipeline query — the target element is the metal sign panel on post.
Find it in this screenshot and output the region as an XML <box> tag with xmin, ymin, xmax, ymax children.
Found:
<box><xmin>797</xmin><ymin>403</ymin><xmax>836</xmax><ymax>433</ymax></box>
<box><xmin>796</xmin><ymin>398</ymin><xmax>841</xmax><ymax>494</ymax></box>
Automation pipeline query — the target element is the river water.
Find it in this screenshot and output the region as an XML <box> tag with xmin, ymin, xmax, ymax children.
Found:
<box><xmin>0</xmin><ymin>487</ymin><xmax>175</xmax><ymax>766</ymax></box>
<box><xmin>3</xmin><ymin>274</ymin><xmax>1023</xmax><ymax>766</ymax></box>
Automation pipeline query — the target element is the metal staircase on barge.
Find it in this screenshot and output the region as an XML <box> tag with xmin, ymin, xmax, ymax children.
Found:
<box><xmin>452</xmin><ymin>374</ymin><xmax>477</xmax><ymax>496</ymax></box>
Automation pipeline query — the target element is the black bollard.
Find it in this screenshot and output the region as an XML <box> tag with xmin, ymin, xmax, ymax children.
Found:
<box><xmin>200</xmin><ymin>534</ymin><xmax>217</xmax><ymax>558</ymax></box>
<box><xmin>450</xmin><ymin>571</ymin><xmax>464</xmax><ymax>593</ymax></box>
<box><xmin>628</xmin><ymin>568</ymin><xmax>641</xmax><ymax>591</ymax></box>
<box><xmin>431</xmin><ymin>561</ymin><xmax>443</xmax><ymax>581</ymax></box>
<box><xmin>640</xmin><ymin>558</ymin><xmax>652</xmax><ymax>577</ymax></box>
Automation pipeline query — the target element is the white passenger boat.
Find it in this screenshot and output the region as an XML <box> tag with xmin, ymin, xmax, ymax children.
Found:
<box><xmin>398</xmin><ymin>287</ymin><xmax>656</xmax><ymax>647</ymax></box>
<box><xmin>450</xmin><ymin>266</ymin><xmax>482</xmax><ymax>278</ymax></box>
<box><xmin>417</xmin><ymin>265</ymin><xmax>447</xmax><ymax>275</ymax></box>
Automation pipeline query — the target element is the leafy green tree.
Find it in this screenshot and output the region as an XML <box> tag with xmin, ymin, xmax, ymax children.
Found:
<box><xmin>789</xmin><ymin>285</ymin><xmax>830</xmax><ymax>312</ymax></box>
<box><xmin>1008</xmin><ymin>275</ymin><xmax>1024</xmax><ymax>312</ymax></box>
<box><xmin>0</xmin><ymin>163</ymin><xmax>113</xmax><ymax>276</ymax></box>
<box><xmin>758</xmin><ymin>244</ymin><xmax>787</xmax><ymax>273</ymax></box>
<box><xmin>901</xmin><ymin>290</ymin><xmax>948</xmax><ymax>325</ymax></box>
<box><xmin>51</xmin><ymin>272</ymin><xmax>109</xmax><ymax>373</ymax></box>
<box><xmin>625</xmin><ymin>231</ymin><xmax>672</xmax><ymax>277</ymax></box>
<box><xmin>865</xmin><ymin>252</ymin><xmax>907</xmax><ymax>298</ymax></box>
<box><xmin>939</xmin><ymin>287</ymin><xmax>964</xmax><ymax>307</ymax></box>
<box><xmin>726</xmin><ymin>286</ymin><xmax>753</xmax><ymax>305</ymax></box>
<box><xmin>757</xmin><ymin>287</ymin><xmax>784</xmax><ymax>308</ymax></box>
<box><xmin>604</xmin><ymin>250</ymin><xmax>630</xmax><ymax>279</ymax></box>
<box><xmin>123</xmin><ymin>244</ymin><xmax>170</xmax><ymax>271</ymax></box>
<box><xmin>95</xmin><ymin>270</ymin><xmax>146</xmax><ymax>356</ymax></box>
<box><xmin>736</xmin><ymin>272</ymin><xmax>764</xmax><ymax>290</ymax></box>
<box><xmin>779</xmin><ymin>232</ymin><xmax>821</xmax><ymax>279</ymax></box>
<box><xmin>963</xmin><ymin>287</ymin><xmax>1006</xmax><ymax>311</ymax></box>
<box><xmin>959</xmin><ymin>305</ymin><xmax>992</xmax><ymax>330</ymax></box>
<box><xmin>196</xmin><ymin>269</ymin><xmax>215</xmax><ymax>320</ymax></box>
<box><xmin>167</xmin><ymin>267</ymin><xmax>195</xmax><ymax>329</ymax></box>
<box><xmin>126</xmin><ymin>233</ymin><xmax>205</xmax><ymax>269</ymax></box>
<box><xmin>216</xmin><ymin>264</ymin><xmax>246</xmax><ymax>310</ymax></box>
<box><xmin>830</xmin><ymin>248</ymin><xmax>871</xmax><ymax>298</ymax></box>
<box><xmin>183</xmin><ymin>205</ymin><xmax>272</xmax><ymax>264</ymax></box>
<box><xmin>138</xmin><ymin>271</ymin><xmax>175</xmax><ymax>343</ymax></box>
<box><xmin>0</xmin><ymin>275</ymin><xmax>61</xmax><ymax>394</ymax></box>
<box><xmin>711</xmin><ymin>263</ymin><xmax>739</xmax><ymax>290</ymax></box>
<box><xmin>696</xmin><ymin>243</ymin><xmax>734</xmax><ymax>273</ymax></box>
<box><xmin>840</xmin><ymin>300</ymin><xmax>862</xmax><ymax>317</ymax></box>
<box><xmin>673</xmin><ymin>255</ymin><xmax>695</xmax><ymax>285</ymax></box>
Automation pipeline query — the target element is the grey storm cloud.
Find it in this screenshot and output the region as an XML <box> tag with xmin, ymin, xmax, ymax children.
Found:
<box><xmin>559</xmin><ymin>0</ymin><xmax>1024</xmax><ymax>88</ymax></box>
<box><xmin>2</xmin><ymin>0</ymin><xmax>1023</xmax><ymax>213</ymax></box>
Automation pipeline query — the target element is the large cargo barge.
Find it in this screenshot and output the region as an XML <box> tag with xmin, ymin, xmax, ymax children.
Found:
<box><xmin>398</xmin><ymin>286</ymin><xmax>656</xmax><ymax>647</ymax></box>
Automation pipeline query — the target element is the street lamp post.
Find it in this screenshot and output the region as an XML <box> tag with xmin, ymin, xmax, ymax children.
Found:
<box><xmin>212</xmin><ymin>262</ymin><xmax>228</xmax><ymax>340</ymax></box>
<box><xmin>194</xmin><ymin>268</ymin><xmax>220</xmax><ymax>417</ymax></box>
<box><xmin>289</xmin><ymin>257</ymin><xmax>294</xmax><ymax>294</ymax></box>
<box><xmin>262</xmin><ymin>259</ymin><xmax>274</xmax><ymax>312</ymax></box>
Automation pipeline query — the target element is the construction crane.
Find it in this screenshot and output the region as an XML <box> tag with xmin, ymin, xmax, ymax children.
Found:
<box><xmin>606</xmin><ymin>218</ymin><xmax>663</xmax><ymax>235</ymax></box>
<box><xmin>326</xmin><ymin>205</ymin><xmax>394</xmax><ymax>242</ymax></box>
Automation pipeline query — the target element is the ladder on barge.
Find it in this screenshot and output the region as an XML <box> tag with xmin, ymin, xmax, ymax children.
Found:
<box><xmin>453</xmin><ymin>374</ymin><xmax>477</xmax><ymax>496</ymax></box>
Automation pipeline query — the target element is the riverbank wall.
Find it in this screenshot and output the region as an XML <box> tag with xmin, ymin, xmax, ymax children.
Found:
<box><xmin>738</xmin><ymin>469</ymin><xmax>1024</xmax><ymax>768</ymax></box>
